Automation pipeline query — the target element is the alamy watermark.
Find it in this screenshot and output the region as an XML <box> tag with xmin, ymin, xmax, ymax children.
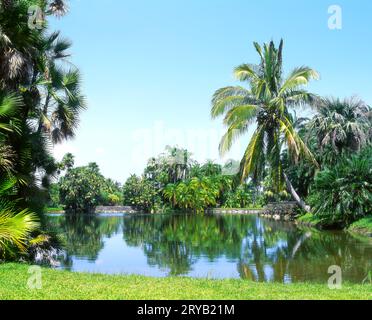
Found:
<box><xmin>328</xmin><ymin>5</ymin><xmax>342</xmax><ymax>30</ymax></box>
<box><xmin>130</xmin><ymin>121</ymin><xmax>245</xmax><ymax>175</ymax></box>
<box><xmin>27</xmin><ymin>266</ymin><xmax>42</xmax><ymax>290</ymax></box>
<box><xmin>28</xmin><ymin>5</ymin><xmax>44</xmax><ymax>30</ymax></box>
<box><xmin>328</xmin><ymin>265</ymin><xmax>342</xmax><ymax>289</ymax></box>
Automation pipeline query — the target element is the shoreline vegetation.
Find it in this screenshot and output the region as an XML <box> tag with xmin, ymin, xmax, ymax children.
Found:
<box><xmin>45</xmin><ymin>207</ymin><xmax>372</xmax><ymax>237</ymax></box>
<box><xmin>0</xmin><ymin>263</ymin><xmax>371</xmax><ymax>300</ymax></box>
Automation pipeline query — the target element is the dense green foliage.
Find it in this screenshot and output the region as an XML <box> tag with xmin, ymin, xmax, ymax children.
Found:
<box><xmin>163</xmin><ymin>177</ymin><xmax>221</xmax><ymax>213</ymax></box>
<box><xmin>59</xmin><ymin>162</ymin><xmax>122</xmax><ymax>213</ymax></box>
<box><xmin>307</xmin><ymin>97</ymin><xmax>371</xmax><ymax>166</ymax></box>
<box><xmin>122</xmin><ymin>174</ymin><xmax>162</xmax><ymax>213</ymax></box>
<box><xmin>348</xmin><ymin>216</ymin><xmax>372</xmax><ymax>236</ymax></box>
<box><xmin>308</xmin><ymin>147</ymin><xmax>372</xmax><ymax>226</ymax></box>
<box><xmin>211</xmin><ymin>40</ymin><xmax>371</xmax><ymax>225</ymax></box>
<box><xmin>0</xmin><ymin>0</ymin><xmax>85</xmax><ymax>213</ymax></box>
<box><xmin>122</xmin><ymin>146</ymin><xmax>262</xmax><ymax>213</ymax></box>
<box><xmin>283</xmin><ymin>99</ymin><xmax>372</xmax><ymax>226</ymax></box>
<box><xmin>59</xmin><ymin>163</ymin><xmax>105</xmax><ymax>213</ymax></box>
<box><xmin>0</xmin><ymin>1</ymin><xmax>86</xmax><ymax>258</ymax></box>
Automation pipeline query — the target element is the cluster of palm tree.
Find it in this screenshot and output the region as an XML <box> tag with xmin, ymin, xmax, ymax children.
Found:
<box><xmin>307</xmin><ymin>97</ymin><xmax>371</xmax><ymax>165</ymax></box>
<box><xmin>212</xmin><ymin>39</ymin><xmax>371</xmax><ymax>224</ymax></box>
<box><xmin>0</xmin><ymin>1</ymin><xmax>85</xmax><ymax>259</ymax></box>
<box><xmin>144</xmin><ymin>146</ymin><xmax>196</xmax><ymax>185</ymax></box>
<box><xmin>124</xmin><ymin>147</ymin><xmax>259</xmax><ymax>213</ymax></box>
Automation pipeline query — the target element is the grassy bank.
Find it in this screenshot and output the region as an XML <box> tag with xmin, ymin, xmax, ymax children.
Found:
<box><xmin>0</xmin><ymin>264</ymin><xmax>370</xmax><ymax>300</ymax></box>
<box><xmin>296</xmin><ymin>213</ymin><xmax>323</xmax><ymax>227</ymax></box>
<box><xmin>45</xmin><ymin>207</ymin><xmax>64</xmax><ymax>213</ymax></box>
<box><xmin>296</xmin><ymin>214</ymin><xmax>372</xmax><ymax>237</ymax></box>
<box><xmin>348</xmin><ymin>216</ymin><xmax>372</xmax><ymax>236</ymax></box>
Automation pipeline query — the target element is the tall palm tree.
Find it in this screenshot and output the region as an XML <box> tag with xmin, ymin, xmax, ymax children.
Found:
<box><xmin>0</xmin><ymin>1</ymin><xmax>85</xmax><ymax>211</ymax></box>
<box><xmin>307</xmin><ymin>97</ymin><xmax>371</xmax><ymax>165</ymax></box>
<box><xmin>35</xmin><ymin>31</ymin><xmax>86</xmax><ymax>143</ymax></box>
<box><xmin>163</xmin><ymin>146</ymin><xmax>195</xmax><ymax>183</ymax></box>
<box><xmin>200</xmin><ymin>160</ymin><xmax>222</xmax><ymax>177</ymax></box>
<box><xmin>211</xmin><ymin>40</ymin><xmax>319</xmax><ymax>212</ymax></box>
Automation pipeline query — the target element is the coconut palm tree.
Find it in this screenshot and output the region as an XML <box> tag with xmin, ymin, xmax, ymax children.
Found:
<box><xmin>307</xmin><ymin>97</ymin><xmax>371</xmax><ymax>165</ymax></box>
<box><xmin>211</xmin><ymin>40</ymin><xmax>319</xmax><ymax>212</ymax></box>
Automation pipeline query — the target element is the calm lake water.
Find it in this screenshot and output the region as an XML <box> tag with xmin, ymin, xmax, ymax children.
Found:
<box><xmin>46</xmin><ymin>213</ymin><xmax>372</xmax><ymax>283</ymax></box>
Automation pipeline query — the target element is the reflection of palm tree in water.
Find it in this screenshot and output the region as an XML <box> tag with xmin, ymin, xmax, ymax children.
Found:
<box><xmin>48</xmin><ymin>214</ymin><xmax>370</xmax><ymax>282</ymax></box>
<box><xmin>238</xmin><ymin>218</ymin><xmax>371</xmax><ymax>283</ymax></box>
<box><xmin>49</xmin><ymin>215</ymin><xmax>122</xmax><ymax>268</ymax></box>
<box><xmin>238</xmin><ymin>217</ymin><xmax>317</xmax><ymax>282</ymax></box>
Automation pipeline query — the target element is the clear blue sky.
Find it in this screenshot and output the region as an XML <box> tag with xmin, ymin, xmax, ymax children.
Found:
<box><xmin>51</xmin><ymin>0</ymin><xmax>372</xmax><ymax>183</ymax></box>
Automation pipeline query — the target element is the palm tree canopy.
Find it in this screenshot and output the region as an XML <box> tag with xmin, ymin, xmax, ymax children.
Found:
<box><xmin>212</xmin><ymin>40</ymin><xmax>319</xmax><ymax>190</ymax></box>
<box><xmin>308</xmin><ymin>97</ymin><xmax>371</xmax><ymax>156</ymax></box>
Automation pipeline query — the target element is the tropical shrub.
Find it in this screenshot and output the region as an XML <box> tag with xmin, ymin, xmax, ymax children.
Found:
<box><xmin>47</xmin><ymin>183</ymin><xmax>61</xmax><ymax>208</ymax></box>
<box><xmin>163</xmin><ymin>177</ymin><xmax>221</xmax><ymax>213</ymax></box>
<box><xmin>59</xmin><ymin>163</ymin><xmax>106</xmax><ymax>213</ymax></box>
<box><xmin>222</xmin><ymin>184</ymin><xmax>262</xmax><ymax>208</ymax></box>
<box><xmin>123</xmin><ymin>175</ymin><xmax>162</xmax><ymax>213</ymax></box>
<box><xmin>308</xmin><ymin>147</ymin><xmax>372</xmax><ymax>226</ymax></box>
<box><xmin>100</xmin><ymin>192</ymin><xmax>123</xmax><ymax>206</ymax></box>
<box><xmin>100</xmin><ymin>178</ymin><xmax>123</xmax><ymax>206</ymax></box>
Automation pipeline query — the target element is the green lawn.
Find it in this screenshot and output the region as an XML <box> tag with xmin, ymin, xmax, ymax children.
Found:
<box><xmin>0</xmin><ymin>263</ymin><xmax>370</xmax><ymax>300</ymax></box>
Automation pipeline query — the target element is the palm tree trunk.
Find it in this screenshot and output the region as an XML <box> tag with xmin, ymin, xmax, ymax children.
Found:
<box><xmin>283</xmin><ymin>173</ymin><xmax>311</xmax><ymax>213</ymax></box>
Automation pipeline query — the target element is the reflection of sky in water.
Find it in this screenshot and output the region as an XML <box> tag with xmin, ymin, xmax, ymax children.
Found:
<box><xmin>65</xmin><ymin>232</ymin><xmax>242</xmax><ymax>278</ymax></box>
<box><xmin>52</xmin><ymin>214</ymin><xmax>372</xmax><ymax>283</ymax></box>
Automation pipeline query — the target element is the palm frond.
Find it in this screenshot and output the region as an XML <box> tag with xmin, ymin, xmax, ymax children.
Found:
<box><xmin>234</xmin><ymin>64</ymin><xmax>259</xmax><ymax>82</ymax></box>
<box><xmin>280</xmin><ymin>66</ymin><xmax>319</xmax><ymax>95</ymax></box>
<box><xmin>0</xmin><ymin>208</ymin><xmax>39</xmax><ymax>255</ymax></box>
<box><xmin>211</xmin><ymin>86</ymin><xmax>252</xmax><ymax>118</ymax></box>
<box><xmin>223</xmin><ymin>104</ymin><xmax>260</xmax><ymax>126</ymax></box>
<box><xmin>280</xmin><ymin>117</ymin><xmax>319</xmax><ymax>167</ymax></box>
<box><xmin>282</xmin><ymin>90</ymin><xmax>320</xmax><ymax>108</ymax></box>
<box><xmin>219</xmin><ymin>122</ymin><xmax>250</xmax><ymax>156</ymax></box>
<box><xmin>239</xmin><ymin>125</ymin><xmax>266</xmax><ymax>182</ymax></box>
